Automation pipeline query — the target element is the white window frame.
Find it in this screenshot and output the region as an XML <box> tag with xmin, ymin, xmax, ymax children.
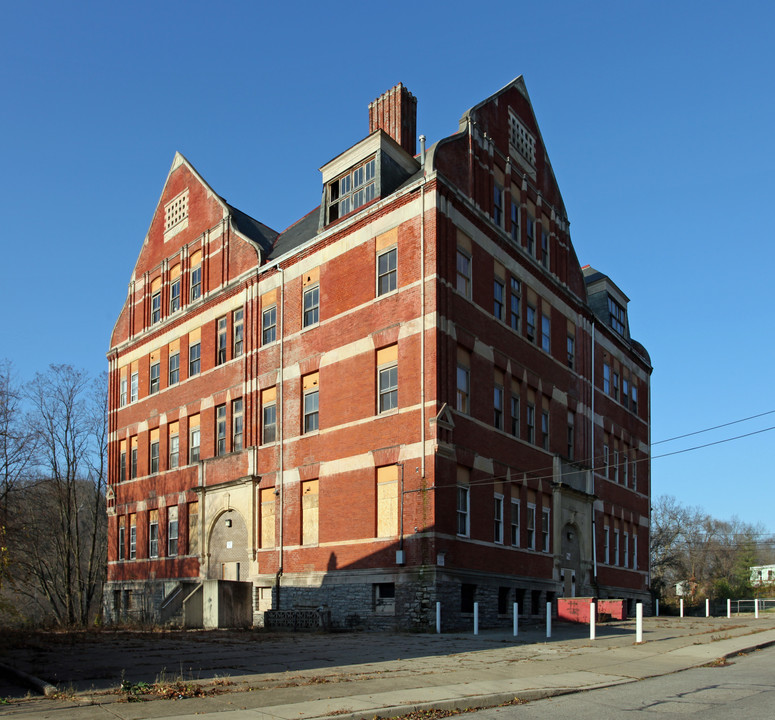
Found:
<box><xmin>456</xmin><ymin>248</ymin><xmax>471</xmax><ymax>298</ymax></box>
<box><xmin>510</xmin><ymin>498</ymin><xmax>520</xmax><ymax>547</ymax></box>
<box><xmin>149</xmin><ymin>514</ymin><xmax>159</xmax><ymax>558</ymax></box>
<box><xmin>303</xmin><ymin>388</ymin><xmax>319</xmax><ymax>433</ymax></box>
<box><xmin>541</xmin><ymin>313</ymin><xmax>550</xmax><ymax>352</ymax></box>
<box><xmin>149</xmin><ymin>360</ymin><xmax>160</xmax><ymax>395</ymax></box>
<box><xmin>233</xmin><ymin>308</ymin><xmax>244</xmax><ymax>357</ymax></box>
<box><xmin>456</xmin><ymin>364</ymin><xmax>470</xmax><ymax>414</ymax></box>
<box><xmin>457</xmin><ymin>486</ymin><xmax>470</xmax><ymax>537</ymax></box>
<box><xmin>624</xmin><ymin>532</ymin><xmax>630</xmax><ymax>568</ymax></box>
<box><xmin>262</xmin><ymin>305</ymin><xmax>277</xmax><ymax>344</ymax></box>
<box><xmin>190</xmin><ymin>264</ymin><xmax>202</xmax><ymax>301</ymax></box>
<box><xmin>169</xmin><ymin>277</ymin><xmax>181</xmax><ymax>313</ymax></box>
<box><xmin>541</xmin><ymin>507</ymin><xmax>550</xmax><ymax>552</ymax></box>
<box><xmin>130</xmin><ymin>372</ymin><xmax>138</xmax><ymax>403</ymax></box>
<box><xmin>167</xmin><ymin>506</ymin><xmax>178</xmax><ymax>557</ymax></box>
<box><xmin>169</xmin><ymin>433</ymin><xmax>179</xmax><ymax>469</ymax></box>
<box><xmin>377</xmin><ymin>246</ymin><xmax>397</xmax><ymax>296</ymax></box>
<box><xmin>494</xmin><ymin>384</ymin><xmax>504</xmax><ymax>430</ymax></box>
<box><xmin>604</xmin><ymin>526</ymin><xmax>610</xmax><ymax>564</ymax></box>
<box><xmin>494</xmin><ymin>493</ymin><xmax>504</xmax><ymax>544</ymax></box>
<box><xmin>169</xmin><ymin>351</ymin><xmax>180</xmax><ymax>385</ymax></box>
<box><xmin>151</xmin><ymin>291</ymin><xmax>161</xmax><ymax>324</ymax></box>
<box><xmin>303</xmin><ymin>285</ymin><xmax>319</xmax><ymax>328</ymax></box>
<box><xmin>378</xmin><ymin>361</ymin><xmax>398</xmax><ymax>414</ymax></box>
<box><xmin>527</xmin><ymin>503</ymin><xmax>536</xmax><ymax>550</ymax></box>
<box><xmin>189</xmin><ymin>342</ymin><xmax>201</xmax><ymax>376</ymax></box>
<box><xmin>614</xmin><ymin>529</ymin><xmax>620</xmax><ymax>566</ymax></box>
<box><xmin>189</xmin><ymin>426</ymin><xmax>200</xmax><ymax>463</ymax></box>
<box><xmin>262</xmin><ymin>402</ymin><xmax>277</xmax><ymax>444</ymax></box>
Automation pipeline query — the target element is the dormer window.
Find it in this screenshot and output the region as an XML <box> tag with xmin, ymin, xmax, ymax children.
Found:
<box><xmin>608</xmin><ymin>295</ymin><xmax>626</xmax><ymax>335</ymax></box>
<box><xmin>328</xmin><ymin>157</ymin><xmax>376</xmax><ymax>222</ymax></box>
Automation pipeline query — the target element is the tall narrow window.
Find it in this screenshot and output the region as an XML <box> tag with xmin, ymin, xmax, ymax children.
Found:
<box><xmin>216</xmin><ymin>316</ymin><xmax>228</xmax><ymax>365</ymax></box>
<box><xmin>303</xmin><ymin>373</ymin><xmax>319</xmax><ymax>433</ymax></box>
<box><xmin>376</xmin><ymin>465</ymin><xmax>399</xmax><ymax>537</ymax></box>
<box><xmin>510</xmin><ymin>499</ymin><xmax>520</xmax><ymax>547</ymax></box>
<box><xmin>510</xmin><ymin>395</ymin><xmax>520</xmax><ymax>437</ymax></box>
<box><xmin>301</xmin><ymin>480</ymin><xmax>319</xmax><ymax>545</ymax></box>
<box><xmin>149</xmin><ymin>510</ymin><xmax>159</xmax><ymax>559</ymax></box>
<box><xmin>604</xmin><ymin>526</ymin><xmax>610</xmax><ymax>564</ymax></box>
<box><xmin>262</xmin><ymin>387</ymin><xmax>277</xmax><ymax>444</ymax></box>
<box><xmin>167</xmin><ymin>506</ymin><xmax>178</xmax><ymax>557</ymax></box>
<box><xmin>567</xmin><ymin>411</ymin><xmax>575</xmax><ymax>460</ymax></box>
<box><xmin>494</xmin><ymin>384</ymin><xmax>504</xmax><ymax>430</ymax></box>
<box><xmin>216</xmin><ymin>404</ymin><xmax>227</xmax><ymax>456</ymax></box>
<box><xmin>119</xmin><ymin>440</ymin><xmax>127</xmax><ymax>483</ymax></box>
<box><xmin>377</xmin><ymin>345</ymin><xmax>398</xmax><ymax>414</ymax></box>
<box><xmin>526</xmin><ymin>305</ymin><xmax>536</xmax><ymax>342</ymax></box>
<box><xmin>129</xmin><ymin>515</ymin><xmax>137</xmax><ymax>559</ymax></box>
<box><xmin>303</xmin><ymin>286</ymin><xmax>319</xmax><ymax>327</ymax></box>
<box><xmin>189</xmin><ymin>340</ymin><xmax>201</xmax><ymax>376</ymax></box>
<box><xmin>603</xmin><ymin>363</ymin><xmax>611</xmax><ymax>394</ymax></box>
<box><xmin>613</xmin><ymin>371</ymin><xmax>620</xmax><ymax>401</ymax></box>
<box><xmin>118</xmin><ymin>516</ymin><xmax>126</xmax><ymax>560</ymax></box>
<box><xmin>169</xmin><ymin>350</ymin><xmax>180</xmax><ymax>385</ymax></box>
<box><xmin>493</xmin><ymin>184</ymin><xmax>503</xmax><ymax>226</ymax></box>
<box><xmin>262</xmin><ymin>305</ymin><xmax>277</xmax><ymax>344</ymax></box>
<box><xmin>494</xmin><ymin>279</ymin><xmax>505</xmax><ymax>320</ymax></box>
<box><xmin>603</xmin><ymin>443</ymin><xmax>610</xmax><ymax>476</ymax></box>
<box><xmin>120</xmin><ymin>373</ymin><xmax>127</xmax><ymax>407</ymax></box>
<box><xmin>260</xmin><ymin>489</ymin><xmax>275</xmax><ymax>548</ymax></box>
<box><xmin>541</xmin><ymin>313</ymin><xmax>551</xmax><ymax>352</ymax></box>
<box><xmin>190</xmin><ymin>252</ymin><xmax>202</xmax><ymax>301</ymax></box>
<box><xmin>510</xmin><ymin>201</ymin><xmax>520</xmax><ymax>243</ymax></box>
<box><xmin>614</xmin><ymin>529</ymin><xmax>620</xmax><ymax>565</ymax></box>
<box><xmin>494</xmin><ymin>494</ymin><xmax>504</xmax><ymax>544</ymax></box>
<box><xmin>540</xmin><ymin>229</ymin><xmax>549</xmax><ymax>268</ymax></box>
<box><xmin>149</xmin><ymin>357</ymin><xmax>160</xmax><ymax>394</ymax></box>
<box><xmin>456</xmin><ymin>249</ymin><xmax>471</xmax><ymax>297</ymax></box>
<box><xmin>232</xmin><ymin>398</ymin><xmax>243</xmax><ymax>452</ymax></box>
<box><xmin>510</xmin><ymin>277</ymin><xmax>520</xmax><ymax>331</ymax></box>
<box><xmin>169</xmin><ymin>423</ymin><xmax>179</xmax><ymax>469</ymax></box>
<box><xmin>541</xmin><ymin>410</ymin><xmax>549</xmax><ymax>451</ymax></box>
<box><xmin>150</xmin><ymin>432</ymin><xmax>159</xmax><ymax>473</ymax></box>
<box><xmin>456</xmin><ymin>352</ymin><xmax>470</xmax><ymax>414</ymax></box>
<box><xmin>526</xmin><ymin>215</ymin><xmax>535</xmax><ymax>255</ymax></box>
<box><xmin>567</xmin><ymin>335</ymin><xmax>575</xmax><ymax>369</ymax></box>
<box><xmin>457</xmin><ymin>486</ymin><xmax>470</xmax><ymax>536</ymax></box>
<box><xmin>189</xmin><ymin>415</ymin><xmax>200</xmax><ymax>463</ymax></box>
<box><xmin>151</xmin><ymin>291</ymin><xmax>161</xmax><ymax>324</ymax></box>
<box><xmin>130</xmin><ymin>437</ymin><xmax>138</xmax><ymax>479</ymax></box>
<box><xmin>622</xmin><ymin>377</ymin><xmax>630</xmax><ymax>409</ymax></box>
<box><xmin>233</xmin><ymin>308</ymin><xmax>244</xmax><ymax>357</ymax></box>
<box><xmin>526</xmin><ymin>504</ymin><xmax>536</xmax><ymax>549</ymax></box>
<box><xmin>377</xmin><ymin>247</ymin><xmax>397</xmax><ymax>295</ymax></box>
<box><xmin>169</xmin><ymin>274</ymin><xmax>181</xmax><ymax>313</ymax></box>
<box><xmin>624</xmin><ymin>532</ymin><xmax>630</xmax><ymax>568</ymax></box>
<box><xmin>526</xmin><ymin>405</ymin><xmax>535</xmax><ymax>444</ymax></box>
<box><xmin>130</xmin><ymin>371</ymin><xmax>138</xmax><ymax>402</ymax></box>
<box><xmin>541</xmin><ymin>508</ymin><xmax>550</xmax><ymax>552</ymax></box>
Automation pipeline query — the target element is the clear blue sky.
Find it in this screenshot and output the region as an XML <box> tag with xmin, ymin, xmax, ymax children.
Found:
<box><xmin>2</xmin><ymin>1</ymin><xmax>773</xmax><ymax>531</ymax></box>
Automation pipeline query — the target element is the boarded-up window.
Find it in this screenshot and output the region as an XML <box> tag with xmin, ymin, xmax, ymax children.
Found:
<box><xmin>302</xmin><ymin>480</ymin><xmax>319</xmax><ymax>545</ymax></box>
<box><xmin>261</xmin><ymin>488</ymin><xmax>276</xmax><ymax>548</ymax></box>
<box><xmin>188</xmin><ymin>501</ymin><xmax>199</xmax><ymax>556</ymax></box>
<box><xmin>376</xmin><ymin>465</ymin><xmax>399</xmax><ymax>537</ymax></box>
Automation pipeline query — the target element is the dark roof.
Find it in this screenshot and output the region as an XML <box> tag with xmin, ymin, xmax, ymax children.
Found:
<box><xmin>270</xmin><ymin>207</ymin><xmax>321</xmax><ymax>260</ymax></box>
<box><xmin>225</xmin><ymin>202</ymin><xmax>280</xmax><ymax>257</ymax></box>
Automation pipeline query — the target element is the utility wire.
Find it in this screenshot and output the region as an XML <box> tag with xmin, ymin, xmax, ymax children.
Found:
<box><xmin>652</xmin><ymin>409</ymin><xmax>775</xmax><ymax>445</ymax></box>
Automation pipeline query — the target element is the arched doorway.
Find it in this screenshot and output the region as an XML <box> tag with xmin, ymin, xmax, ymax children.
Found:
<box><xmin>208</xmin><ymin>508</ymin><xmax>250</xmax><ymax>581</ymax></box>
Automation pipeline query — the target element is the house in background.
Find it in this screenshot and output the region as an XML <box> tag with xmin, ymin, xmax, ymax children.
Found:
<box><xmin>750</xmin><ymin>565</ymin><xmax>775</xmax><ymax>588</ymax></box>
<box><xmin>104</xmin><ymin>77</ymin><xmax>652</xmax><ymax>629</ymax></box>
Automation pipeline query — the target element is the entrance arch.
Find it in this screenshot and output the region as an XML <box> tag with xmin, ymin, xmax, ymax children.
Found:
<box><xmin>207</xmin><ymin>508</ymin><xmax>250</xmax><ymax>581</ymax></box>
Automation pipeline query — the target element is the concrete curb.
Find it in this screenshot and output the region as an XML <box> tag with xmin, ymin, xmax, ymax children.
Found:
<box><xmin>0</xmin><ymin>661</ymin><xmax>58</xmax><ymax>697</ymax></box>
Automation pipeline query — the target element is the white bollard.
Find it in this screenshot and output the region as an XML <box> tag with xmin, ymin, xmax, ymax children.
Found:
<box><xmin>655</xmin><ymin>598</ymin><xmax>659</xmax><ymax>617</ymax></box>
<box><xmin>727</xmin><ymin>598</ymin><xmax>731</xmax><ymax>619</ymax></box>
<box><xmin>513</xmin><ymin>602</ymin><xmax>519</xmax><ymax>637</ymax></box>
<box><xmin>636</xmin><ymin>602</ymin><xmax>643</xmax><ymax>643</ymax></box>
<box><xmin>436</xmin><ymin>601</ymin><xmax>441</xmax><ymax>633</ymax></box>
<box><xmin>680</xmin><ymin>598</ymin><xmax>684</xmax><ymax>618</ymax></box>
<box><xmin>546</xmin><ymin>601</ymin><xmax>552</xmax><ymax>638</ymax></box>
<box><xmin>706</xmin><ymin>598</ymin><xmax>710</xmax><ymax>618</ymax></box>
<box><xmin>755</xmin><ymin>598</ymin><xmax>759</xmax><ymax>619</ymax></box>
<box><xmin>473</xmin><ymin>602</ymin><xmax>479</xmax><ymax>635</ymax></box>
<box><xmin>590</xmin><ymin>601</ymin><xmax>596</xmax><ymax>640</ymax></box>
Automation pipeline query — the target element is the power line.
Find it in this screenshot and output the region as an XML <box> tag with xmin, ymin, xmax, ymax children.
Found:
<box><xmin>652</xmin><ymin>410</ymin><xmax>775</xmax><ymax>445</ymax></box>
<box><xmin>652</xmin><ymin>426</ymin><xmax>775</xmax><ymax>459</ymax></box>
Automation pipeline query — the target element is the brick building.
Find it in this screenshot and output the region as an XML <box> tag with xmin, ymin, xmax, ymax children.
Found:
<box><xmin>105</xmin><ymin>77</ymin><xmax>652</xmax><ymax>629</ymax></box>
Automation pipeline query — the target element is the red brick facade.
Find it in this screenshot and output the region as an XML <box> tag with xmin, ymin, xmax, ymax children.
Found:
<box><xmin>105</xmin><ymin>78</ymin><xmax>651</xmax><ymax>629</ymax></box>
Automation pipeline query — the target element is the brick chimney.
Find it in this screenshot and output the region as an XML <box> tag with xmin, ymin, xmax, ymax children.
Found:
<box><xmin>369</xmin><ymin>83</ymin><xmax>417</xmax><ymax>157</ymax></box>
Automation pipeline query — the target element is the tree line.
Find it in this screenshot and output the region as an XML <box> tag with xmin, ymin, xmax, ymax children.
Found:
<box><xmin>650</xmin><ymin>494</ymin><xmax>774</xmax><ymax>605</ymax></box>
<box><xmin>0</xmin><ymin>361</ymin><xmax>106</xmax><ymax>626</ymax></box>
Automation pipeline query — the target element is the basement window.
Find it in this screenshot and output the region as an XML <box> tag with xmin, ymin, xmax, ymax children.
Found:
<box><xmin>327</xmin><ymin>157</ymin><xmax>376</xmax><ymax>222</ymax></box>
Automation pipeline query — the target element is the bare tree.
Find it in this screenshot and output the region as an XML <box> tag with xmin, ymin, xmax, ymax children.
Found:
<box><xmin>12</xmin><ymin>365</ymin><xmax>107</xmax><ymax>625</ymax></box>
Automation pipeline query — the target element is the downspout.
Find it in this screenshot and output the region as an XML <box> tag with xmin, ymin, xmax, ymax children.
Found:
<box><xmin>276</xmin><ymin>265</ymin><xmax>285</xmax><ymax>606</ymax></box>
<box><xmin>420</xmin><ymin>170</ymin><xmax>426</xmax><ymax>480</ymax></box>
<box><xmin>591</xmin><ymin>321</ymin><xmax>598</xmax><ymax>584</ymax></box>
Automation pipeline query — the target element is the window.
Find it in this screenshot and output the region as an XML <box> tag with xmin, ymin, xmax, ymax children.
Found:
<box><xmin>608</xmin><ymin>296</ymin><xmax>626</xmax><ymax>335</ymax></box>
<box><xmin>376</xmin><ymin>465</ymin><xmax>399</xmax><ymax>537</ymax></box>
<box><xmin>373</xmin><ymin>582</ymin><xmax>396</xmax><ymax>615</ymax></box>
<box><xmin>262</xmin><ymin>306</ymin><xmax>277</xmax><ymax>344</ymax></box>
<box><xmin>119</xmin><ymin>443</ymin><xmax>126</xmax><ymax>483</ymax></box>
<box><xmin>233</xmin><ymin>308</ymin><xmax>244</xmax><ymax>357</ymax></box>
<box><xmin>614</xmin><ymin>529</ymin><xmax>620</xmax><ymax>565</ymax></box>
<box><xmin>494</xmin><ymin>384</ymin><xmax>504</xmax><ymax>430</ymax></box>
<box><xmin>129</xmin><ymin>515</ymin><xmax>137</xmax><ymax>559</ymax></box>
<box><xmin>494</xmin><ymin>494</ymin><xmax>504</xmax><ymax>543</ymax></box>
<box><xmin>149</xmin><ymin>359</ymin><xmax>160</xmax><ymax>394</ymax></box>
<box><xmin>232</xmin><ymin>398</ymin><xmax>243</xmax><ymax>452</ymax></box>
<box><xmin>189</xmin><ymin>341</ymin><xmax>200</xmax><ymax>376</ymax></box>
<box><xmin>169</xmin><ymin>430</ymin><xmax>179</xmax><ymax>469</ymax></box>
<box><xmin>603</xmin><ymin>363</ymin><xmax>611</xmax><ymax>394</ymax></box>
<box><xmin>216</xmin><ymin>316</ymin><xmax>227</xmax><ymax>365</ymax></box>
<box><xmin>613</xmin><ymin>450</ymin><xmax>619</xmax><ymax>482</ymax></box>
<box><xmin>511</xmin><ymin>202</ymin><xmax>520</xmax><ymax>243</ymax></box>
<box><xmin>632</xmin><ymin>384</ymin><xmax>639</xmax><ymax>414</ymax></box>
<box><xmin>603</xmin><ymin>444</ymin><xmax>610</xmax><ymax>476</ymax></box>
<box><xmin>130</xmin><ymin>371</ymin><xmax>138</xmax><ymax>402</ymax></box>
<box><xmin>604</xmin><ymin>526</ymin><xmax>610</xmax><ymax>564</ymax></box>
<box><xmin>167</xmin><ymin>506</ymin><xmax>178</xmax><ymax>557</ymax></box>
<box><xmin>541</xmin><ymin>410</ymin><xmax>549</xmax><ymax>450</ymax></box>
<box><xmin>613</xmin><ymin>372</ymin><xmax>619</xmax><ymax>401</ymax></box>
<box><xmin>567</xmin><ymin>335</ymin><xmax>575</xmax><ymax>369</ymax></box>
<box><xmin>327</xmin><ymin>157</ymin><xmax>375</xmax><ymax>222</ymax></box>
<box><xmin>510</xmin><ymin>395</ymin><xmax>519</xmax><ymax>437</ymax></box>
<box><xmin>540</xmin><ymin>229</ymin><xmax>549</xmax><ymax>268</ymax></box>
<box><xmin>567</xmin><ymin>411</ymin><xmax>575</xmax><ymax>459</ymax></box>
<box><xmin>151</xmin><ymin>291</ymin><xmax>161</xmax><ymax>324</ymax></box>
<box><xmin>216</xmin><ymin>404</ymin><xmax>227</xmax><ymax>456</ymax></box>
<box><xmin>377</xmin><ymin>346</ymin><xmax>398</xmax><ymax>413</ymax></box>
<box><xmin>303</xmin><ymin>286</ymin><xmax>319</xmax><ymax>327</ymax></box>
<box><xmin>526</xmin><ymin>305</ymin><xmax>536</xmax><ymax>342</ymax></box>
<box><xmin>377</xmin><ymin>247</ymin><xmax>397</xmax><ymax>295</ymax></box>
<box><xmin>510</xmin><ymin>499</ymin><xmax>520</xmax><ymax>546</ymax></box>
<box><xmin>189</xmin><ymin>420</ymin><xmax>200</xmax><ymax>463</ymax></box>
<box><xmin>150</xmin><ymin>437</ymin><xmax>159</xmax><ymax>473</ymax></box>
<box><xmin>303</xmin><ymin>373</ymin><xmax>319</xmax><ymax>433</ymax></box>
<box><xmin>526</xmin><ymin>404</ymin><xmax>535</xmax><ymax>444</ymax></box>
<box><xmin>120</xmin><ymin>375</ymin><xmax>127</xmax><ymax>407</ymax></box>
<box><xmin>118</xmin><ymin>517</ymin><xmax>126</xmax><ymax>561</ymax></box>
<box><xmin>632</xmin><ymin>451</ymin><xmax>638</xmax><ymax>491</ymax></box>
<box><xmin>169</xmin><ymin>351</ymin><xmax>179</xmax><ymax>385</ymax></box>
<box><xmin>493</xmin><ymin>184</ymin><xmax>503</xmax><ymax>226</ymax></box>
<box><xmin>526</xmin><ymin>215</ymin><xmax>535</xmax><ymax>255</ymax></box>
<box><xmin>456</xmin><ymin>249</ymin><xmax>471</xmax><ymax>297</ymax></box>
<box><xmin>260</xmin><ymin>489</ymin><xmax>275</xmax><ymax>548</ymax></box>
<box><xmin>624</xmin><ymin>532</ymin><xmax>629</xmax><ymax>568</ymax></box>
<box><xmin>510</xmin><ymin>278</ymin><xmax>520</xmax><ymax>331</ymax></box>
<box><xmin>494</xmin><ymin>279</ymin><xmax>505</xmax><ymax>320</ymax></box>
<box><xmin>456</xmin><ymin>363</ymin><xmax>470</xmax><ymax>414</ymax></box>
<box><xmin>633</xmin><ymin>534</ymin><xmax>638</xmax><ymax>570</ymax></box>
<box><xmin>526</xmin><ymin>504</ymin><xmax>536</xmax><ymax>549</ymax></box>
<box><xmin>541</xmin><ymin>314</ymin><xmax>550</xmax><ymax>352</ymax></box>
<box><xmin>130</xmin><ymin>438</ymin><xmax>138</xmax><ymax>479</ymax></box>
<box><xmin>301</xmin><ymin>480</ymin><xmax>319</xmax><ymax>545</ymax></box>
<box><xmin>190</xmin><ymin>264</ymin><xmax>202</xmax><ymax>301</ymax></box>
<box><xmin>542</xmin><ymin>508</ymin><xmax>550</xmax><ymax>552</ymax></box>
<box><xmin>149</xmin><ymin>510</ymin><xmax>159</xmax><ymax>559</ymax></box>
<box><xmin>623</xmin><ymin>451</ymin><xmax>629</xmax><ymax>486</ymax></box>
<box><xmin>457</xmin><ymin>485</ymin><xmax>470</xmax><ymax>536</ymax></box>
<box><xmin>262</xmin><ymin>388</ymin><xmax>277</xmax><ymax>444</ymax></box>
<box><xmin>170</xmin><ymin>277</ymin><xmax>181</xmax><ymax>313</ymax></box>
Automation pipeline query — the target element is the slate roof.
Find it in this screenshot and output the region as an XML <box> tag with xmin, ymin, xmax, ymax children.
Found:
<box><xmin>224</xmin><ymin>202</ymin><xmax>280</xmax><ymax>257</ymax></box>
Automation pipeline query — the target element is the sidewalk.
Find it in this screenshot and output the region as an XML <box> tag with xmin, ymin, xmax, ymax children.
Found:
<box><xmin>2</xmin><ymin>615</ymin><xmax>775</xmax><ymax>719</ymax></box>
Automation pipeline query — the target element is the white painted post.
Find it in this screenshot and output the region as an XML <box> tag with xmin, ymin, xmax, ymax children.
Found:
<box><xmin>727</xmin><ymin>598</ymin><xmax>731</xmax><ymax>619</ymax></box>
<box><xmin>473</xmin><ymin>602</ymin><xmax>479</xmax><ymax>635</ymax></box>
<box><xmin>655</xmin><ymin>598</ymin><xmax>659</xmax><ymax>617</ymax></box>
<box><xmin>513</xmin><ymin>602</ymin><xmax>519</xmax><ymax>637</ymax></box>
<box><xmin>755</xmin><ymin>598</ymin><xmax>759</xmax><ymax>619</ymax></box>
<box><xmin>436</xmin><ymin>601</ymin><xmax>441</xmax><ymax>633</ymax></box>
<box><xmin>636</xmin><ymin>602</ymin><xmax>643</xmax><ymax>643</ymax></box>
<box><xmin>590</xmin><ymin>600</ymin><xmax>596</xmax><ymax>640</ymax></box>
<box><xmin>706</xmin><ymin>598</ymin><xmax>710</xmax><ymax>618</ymax></box>
<box><xmin>680</xmin><ymin>598</ymin><xmax>684</xmax><ymax>618</ymax></box>
<box><xmin>546</xmin><ymin>601</ymin><xmax>552</xmax><ymax>638</ymax></box>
